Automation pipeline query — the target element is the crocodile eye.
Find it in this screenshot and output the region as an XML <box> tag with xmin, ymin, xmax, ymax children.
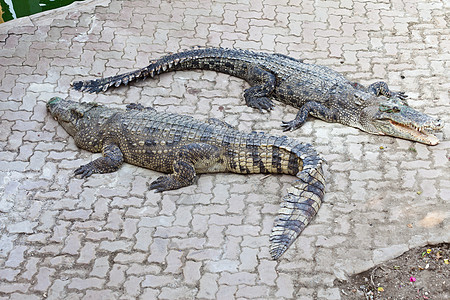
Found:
<box><xmin>379</xmin><ymin>103</ymin><xmax>400</xmax><ymax>113</ymax></box>
<box><xmin>70</xmin><ymin>107</ymin><xmax>84</xmax><ymax>118</ymax></box>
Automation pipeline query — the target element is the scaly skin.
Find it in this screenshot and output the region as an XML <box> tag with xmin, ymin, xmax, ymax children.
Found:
<box><xmin>47</xmin><ymin>97</ymin><xmax>325</xmax><ymax>260</ymax></box>
<box><xmin>72</xmin><ymin>48</ymin><xmax>444</xmax><ymax>145</ymax></box>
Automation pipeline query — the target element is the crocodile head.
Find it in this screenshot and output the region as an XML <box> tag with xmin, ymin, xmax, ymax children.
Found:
<box><xmin>47</xmin><ymin>97</ymin><xmax>99</xmax><ymax>137</ymax></box>
<box><xmin>359</xmin><ymin>97</ymin><xmax>444</xmax><ymax>145</ymax></box>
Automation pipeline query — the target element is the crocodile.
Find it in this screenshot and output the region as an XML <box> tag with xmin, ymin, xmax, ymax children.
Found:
<box><xmin>72</xmin><ymin>47</ymin><xmax>443</xmax><ymax>145</ymax></box>
<box><xmin>47</xmin><ymin>96</ymin><xmax>325</xmax><ymax>260</ymax></box>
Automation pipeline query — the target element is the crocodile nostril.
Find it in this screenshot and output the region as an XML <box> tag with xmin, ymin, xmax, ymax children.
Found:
<box><xmin>434</xmin><ymin>118</ymin><xmax>444</xmax><ymax>129</ymax></box>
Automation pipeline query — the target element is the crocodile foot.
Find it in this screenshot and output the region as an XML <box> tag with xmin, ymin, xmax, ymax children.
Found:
<box><xmin>74</xmin><ymin>163</ymin><xmax>95</xmax><ymax>178</ymax></box>
<box><xmin>281</xmin><ymin>119</ymin><xmax>302</xmax><ymax>132</ymax></box>
<box><xmin>246</xmin><ymin>96</ymin><xmax>274</xmax><ymax>112</ymax></box>
<box><xmin>150</xmin><ymin>175</ymin><xmax>193</xmax><ymax>192</ymax></box>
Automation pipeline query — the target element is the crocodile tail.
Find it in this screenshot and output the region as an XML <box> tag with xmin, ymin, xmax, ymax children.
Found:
<box><xmin>71</xmin><ymin>48</ymin><xmax>213</xmax><ymax>93</ymax></box>
<box><xmin>227</xmin><ymin>132</ymin><xmax>325</xmax><ymax>259</ymax></box>
<box><xmin>71</xmin><ymin>57</ymin><xmax>173</xmax><ymax>93</ymax></box>
<box><xmin>269</xmin><ymin>144</ymin><xmax>325</xmax><ymax>260</ymax></box>
<box><xmin>71</xmin><ymin>48</ymin><xmax>255</xmax><ymax>93</ymax></box>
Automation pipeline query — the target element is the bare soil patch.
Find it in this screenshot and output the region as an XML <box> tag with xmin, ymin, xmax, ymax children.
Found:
<box><xmin>335</xmin><ymin>243</ymin><xmax>449</xmax><ymax>300</ymax></box>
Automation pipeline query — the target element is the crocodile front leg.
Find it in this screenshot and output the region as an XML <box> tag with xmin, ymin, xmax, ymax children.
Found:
<box><xmin>243</xmin><ymin>65</ymin><xmax>276</xmax><ymax>111</ymax></box>
<box><xmin>281</xmin><ymin>101</ymin><xmax>337</xmax><ymax>131</ymax></box>
<box><xmin>74</xmin><ymin>143</ymin><xmax>124</xmax><ymax>178</ymax></box>
<box><xmin>367</xmin><ymin>81</ymin><xmax>408</xmax><ymax>102</ymax></box>
<box><xmin>150</xmin><ymin>143</ymin><xmax>222</xmax><ymax>192</ymax></box>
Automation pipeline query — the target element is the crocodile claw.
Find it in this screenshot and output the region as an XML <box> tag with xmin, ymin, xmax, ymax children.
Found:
<box><xmin>281</xmin><ymin>120</ymin><xmax>300</xmax><ymax>132</ymax></box>
<box><xmin>149</xmin><ymin>175</ymin><xmax>173</xmax><ymax>193</ymax></box>
<box><xmin>394</xmin><ymin>91</ymin><xmax>408</xmax><ymax>101</ymax></box>
<box><xmin>247</xmin><ymin>97</ymin><xmax>274</xmax><ymax>112</ymax></box>
<box><xmin>74</xmin><ymin>164</ymin><xmax>94</xmax><ymax>178</ymax></box>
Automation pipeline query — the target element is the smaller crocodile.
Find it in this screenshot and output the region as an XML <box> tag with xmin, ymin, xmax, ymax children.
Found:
<box><xmin>47</xmin><ymin>97</ymin><xmax>325</xmax><ymax>260</ymax></box>
<box><xmin>72</xmin><ymin>48</ymin><xmax>444</xmax><ymax>145</ymax></box>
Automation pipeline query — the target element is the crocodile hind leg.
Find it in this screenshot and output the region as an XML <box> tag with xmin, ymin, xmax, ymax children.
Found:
<box><xmin>243</xmin><ymin>65</ymin><xmax>276</xmax><ymax>112</ymax></box>
<box><xmin>367</xmin><ymin>81</ymin><xmax>408</xmax><ymax>103</ymax></box>
<box><xmin>74</xmin><ymin>143</ymin><xmax>124</xmax><ymax>178</ymax></box>
<box><xmin>149</xmin><ymin>143</ymin><xmax>222</xmax><ymax>192</ymax></box>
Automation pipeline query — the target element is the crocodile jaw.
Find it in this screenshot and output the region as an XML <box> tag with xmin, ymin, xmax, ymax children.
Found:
<box><xmin>386</xmin><ymin>120</ymin><xmax>440</xmax><ymax>145</ymax></box>
<box><xmin>373</xmin><ymin>119</ymin><xmax>444</xmax><ymax>146</ymax></box>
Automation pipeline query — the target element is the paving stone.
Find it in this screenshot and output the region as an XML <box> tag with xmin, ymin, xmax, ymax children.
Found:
<box><xmin>147</xmin><ymin>238</ymin><xmax>170</xmax><ymax>263</ymax></box>
<box><xmin>159</xmin><ymin>286</ymin><xmax>196</xmax><ymax>299</ymax></box>
<box><xmin>77</xmin><ymin>242</ymin><xmax>97</xmax><ymax>264</ymax></box>
<box><xmin>0</xmin><ymin>283</ymin><xmax>30</xmax><ymax>294</ymax></box>
<box><xmin>68</xmin><ymin>278</ymin><xmax>105</xmax><ymax>290</ymax></box>
<box><xmin>99</xmin><ymin>240</ymin><xmax>133</xmax><ymax>252</ymax></box>
<box><xmin>197</xmin><ymin>273</ymin><xmax>218</xmax><ymax>299</ymax></box>
<box><xmin>48</xmin><ymin>256</ymin><xmax>75</xmax><ymax>269</ymax></box>
<box><xmin>134</xmin><ymin>227</ymin><xmax>154</xmax><ymax>251</ymax></box>
<box><xmin>107</xmin><ymin>264</ymin><xmax>128</xmax><ymax>287</ymax></box>
<box><xmin>318</xmin><ymin>287</ymin><xmax>341</xmax><ymax>300</ymax></box>
<box><xmin>85</xmin><ymin>230</ymin><xmax>116</xmax><ymax>241</ymax></box>
<box><xmin>83</xmin><ymin>290</ymin><xmax>118</xmax><ymax>300</ymax></box>
<box><xmin>257</xmin><ymin>259</ymin><xmax>277</xmax><ymax>285</ymax></box>
<box><xmin>5</xmin><ymin>246</ymin><xmax>27</xmax><ymax>268</ymax></box>
<box><xmin>218</xmin><ymin>271</ymin><xmax>257</xmax><ymax>285</ymax></box>
<box><xmin>183</xmin><ymin>260</ymin><xmax>202</xmax><ymax>285</ymax></box>
<box><xmin>236</xmin><ymin>285</ymin><xmax>270</xmax><ymax>298</ymax></box>
<box><xmin>239</xmin><ymin>247</ymin><xmax>258</xmax><ymax>271</ymax></box>
<box><xmin>62</xmin><ymin>232</ymin><xmax>83</xmax><ymax>255</ymax></box>
<box><xmin>275</xmin><ymin>273</ymin><xmax>295</xmax><ymax>298</ymax></box>
<box><xmin>21</xmin><ymin>257</ymin><xmax>40</xmax><ymax>281</ymax></box>
<box><xmin>32</xmin><ymin>267</ymin><xmax>55</xmax><ymax>292</ymax></box>
<box><xmin>139</xmin><ymin>288</ymin><xmax>159</xmax><ymax>300</ymax></box>
<box><xmin>123</xmin><ymin>275</ymin><xmax>143</xmax><ymax>298</ymax></box>
<box><xmin>9</xmin><ymin>293</ymin><xmax>40</xmax><ymax>300</ymax></box>
<box><xmin>164</xmin><ymin>250</ymin><xmax>183</xmax><ymax>274</ymax></box>
<box><xmin>141</xmin><ymin>274</ymin><xmax>173</xmax><ymax>288</ymax></box>
<box><xmin>0</xmin><ymin>269</ymin><xmax>20</xmax><ymax>281</ymax></box>
<box><xmin>7</xmin><ymin>221</ymin><xmax>37</xmax><ymax>234</ymax></box>
<box><xmin>89</xmin><ymin>256</ymin><xmax>110</xmax><ymax>278</ymax></box>
<box><xmin>216</xmin><ymin>285</ymin><xmax>237</xmax><ymax>300</ymax></box>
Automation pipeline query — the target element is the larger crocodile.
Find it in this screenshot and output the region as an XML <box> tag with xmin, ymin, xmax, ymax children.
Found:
<box><xmin>47</xmin><ymin>96</ymin><xmax>325</xmax><ymax>260</ymax></box>
<box><xmin>72</xmin><ymin>47</ymin><xmax>443</xmax><ymax>145</ymax></box>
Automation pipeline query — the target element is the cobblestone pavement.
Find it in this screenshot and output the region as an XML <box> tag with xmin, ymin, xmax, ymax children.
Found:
<box><xmin>0</xmin><ymin>0</ymin><xmax>449</xmax><ymax>299</ymax></box>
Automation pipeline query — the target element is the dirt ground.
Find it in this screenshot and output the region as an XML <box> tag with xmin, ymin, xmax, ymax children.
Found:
<box><xmin>335</xmin><ymin>244</ymin><xmax>449</xmax><ymax>300</ymax></box>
